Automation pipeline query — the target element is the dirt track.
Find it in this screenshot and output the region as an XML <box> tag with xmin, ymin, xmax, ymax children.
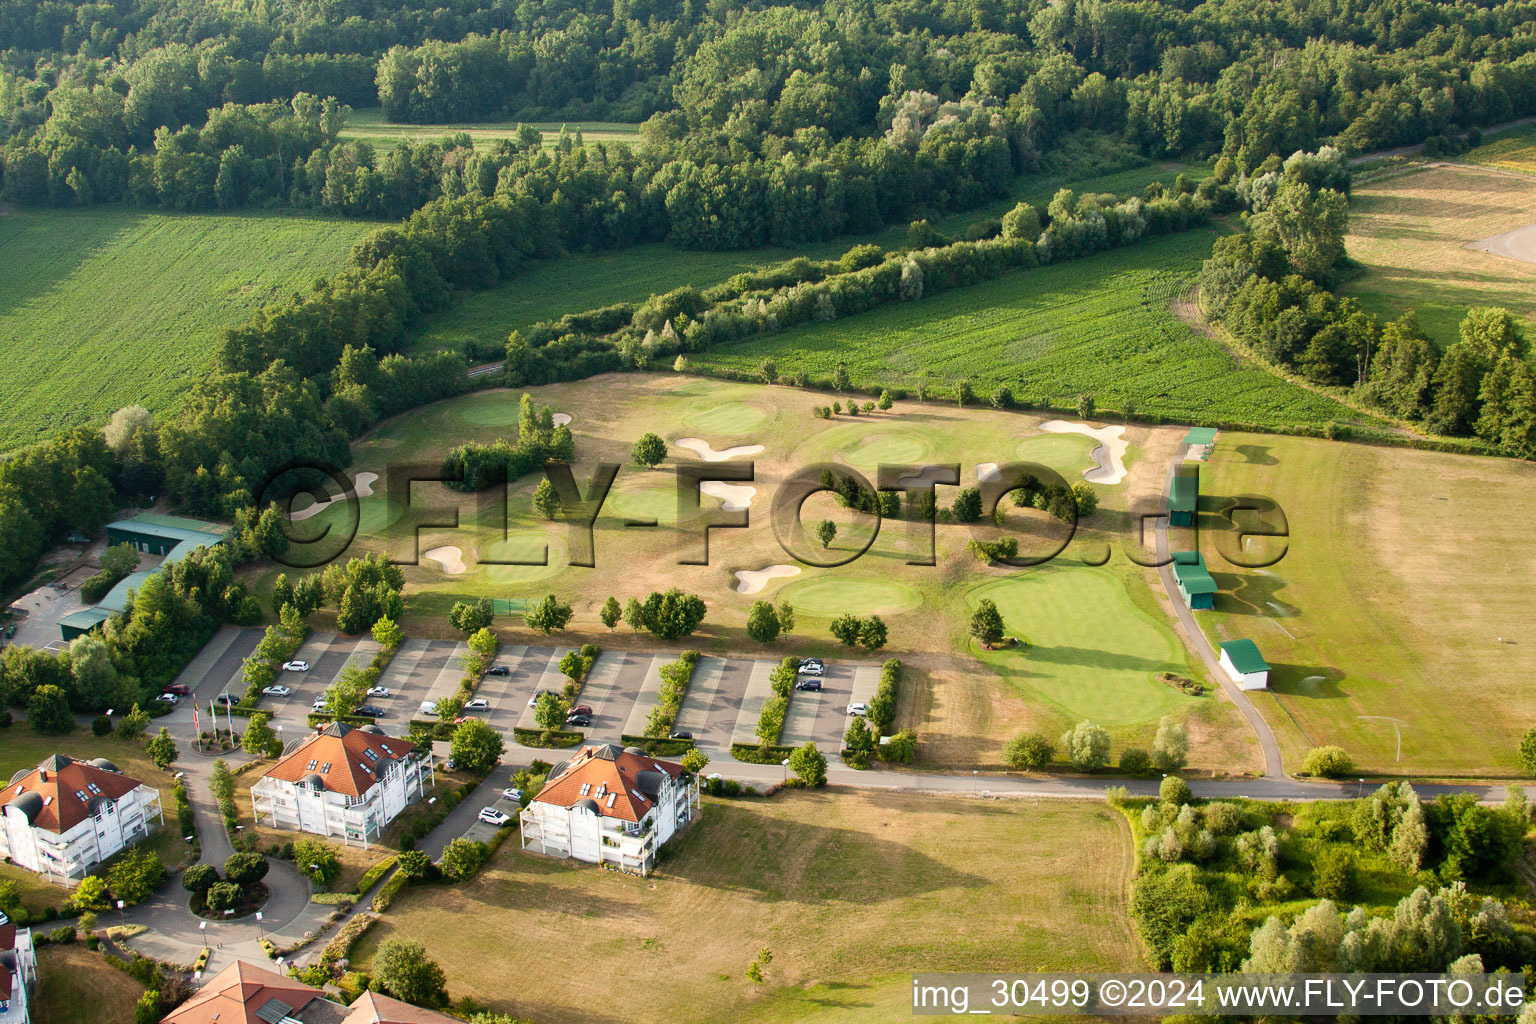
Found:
<box><xmin>1466</xmin><ymin>221</ymin><xmax>1536</xmax><ymax>265</ymax></box>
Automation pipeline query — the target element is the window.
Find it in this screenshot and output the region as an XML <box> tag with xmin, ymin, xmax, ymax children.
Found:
<box><xmin>306</xmin><ymin>759</ymin><xmax>318</xmax><ymax>771</ymax></box>
<box><xmin>75</xmin><ymin>790</ymin><xmax>87</xmax><ymax>802</ymax></box>
<box><xmin>606</xmin><ymin>793</ymin><xmax>616</xmax><ymax>808</ymax></box>
<box><xmin>320</xmin><ymin>763</ymin><xmax>331</xmax><ymax>774</ymax></box>
<box><xmin>363</xmin><ymin>748</ymin><xmax>379</xmax><ymax>762</ymax></box>
<box><xmin>87</xmin><ymin>783</ymin><xmax>100</xmax><ymax>795</ymax></box>
<box><xmin>579</xmin><ymin>783</ymin><xmax>591</xmax><ymax>796</ymax></box>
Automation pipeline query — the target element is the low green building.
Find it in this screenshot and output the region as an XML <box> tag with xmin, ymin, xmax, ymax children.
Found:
<box><xmin>1170</xmin><ymin>551</ymin><xmax>1218</xmax><ymax>610</ymax></box>
<box><xmin>1169</xmin><ymin>469</ymin><xmax>1199</xmax><ymax>527</ymax></box>
<box><xmin>60</xmin><ymin>514</ymin><xmax>228</xmax><ymax>640</ymax></box>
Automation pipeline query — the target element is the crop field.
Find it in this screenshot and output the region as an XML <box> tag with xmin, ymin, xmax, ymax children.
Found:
<box><xmin>1194</xmin><ymin>431</ymin><xmax>1536</xmax><ymax>776</ymax></box>
<box><xmin>351</xmin><ymin>790</ymin><xmax>1141</xmax><ymax>1023</ymax></box>
<box><xmin>268</xmin><ymin>373</ymin><xmax>1259</xmax><ymax>768</ymax></box>
<box><xmin>691</xmin><ymin>230</ymin><xmax>1381</xmax><ymax>432</ymax></box>
<box><xmin>340</xmin><ymin>107</ymin><xmax>641</xmax><ymax>150</ymax></box>
<box><xmin>1463</xmin><ymin>125</ymin><xmax>1536</xmax><ymax>175</ymax></box>
<box><xmin>1340</xmin><ymin>164</ymin><xmax>1536</xmax><ymax>346</ymax></box>
<box><xmin>0</xmin><ymin>206</ymin><xmax>376</xmax><ymax>451</ymax></box>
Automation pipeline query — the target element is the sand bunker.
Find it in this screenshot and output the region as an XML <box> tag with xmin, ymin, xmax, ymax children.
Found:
<box><xmin>287</xmin><ymin>472</ymin><xmax>379</xmax><ymax>521</ymax></box>
<box><xmin>976</xmin><ymin>463</ymin><xmax>1002</xmax><ymax>482</ymax></box>
<box><xmin>1466</xmin><ymin>223</ymin><xmax>1536</xmax><ymax>265</ymax></box>
<box><xmin>699</xmin><ymin>480</ymin><xmax>756</xmax><ymax>511</ymax></box>
<box><xmin>734</xmin><ymin>564</ymin><xmax>801</xmax><ymax>594</ymax></box>
<box><xmin>675</xmin><ymin>437</ymin><xmax>765</xmax><ymax>461</ymax></box>
<box><xmin>895</xmin><ymin>466</ymin><xmax>956</xmax><ymax>488</ymax></box>
<box><xmin>1038</xmin><ymin>421</ymin><xmax>1128</xmax><ymax>485</ymax></box>
<box><xmin>552</xmin><ymin>413</ymin><xmax>572</xmax><ymax>427</ymax></box>
<box><xmin>424</xmin><ymin>545</ymin><xmax>466</xmax><ymax>575</ymax></box>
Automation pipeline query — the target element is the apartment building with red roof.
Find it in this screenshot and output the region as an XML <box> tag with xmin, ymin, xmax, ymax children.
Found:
<box><xmin>0</xmin><ymin>755</ymin><xmax>163</xmax><ymax>880</ymax></box>
<box><xmin>518</xmin><ymin>743</ymin><xmax>699</xmax><ymax>876</ymax></box>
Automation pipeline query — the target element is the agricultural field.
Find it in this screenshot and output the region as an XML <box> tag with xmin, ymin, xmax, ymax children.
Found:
<box><xmin>0</xmin><ymin>207</ymin><xmax>376</xmax><ymax>451</ymax></box>
<box><xmin>405</xmin><ymin>150</ymin><xmax>1208</xmax><ymax>359</ymax></box>
<box><xmin>691</xmin><ymin>230</ymin><xmax>1383</xmax><ymax>432</ymax></box>
<box><xmin>1194</xmin><ymin>431</ymin><xmax>1536</xmax><ymax>776</ymax></box>
<box><xmin>1463</xmin><ymin>124</ymin><xmax>1536</xmax><ymax>176</ymax></box>
<box><xmin>267</xmin><ymin>373</ymin><xmax>1261</xmax><ymax>769</ymax></box>
<box><xmin>1340</xmin><ymin>164</ymin><xmax>1536</xmax><ymax>346</ymax></box>
<box><xmin>350</xmin><ymin>790</ymin><xmax>1141</xmax><ymax>1023</ymax></box>
<box><xmin>30</xmin><ymin>944</ymin><xmax>146</xmax><ymax>1024</ymax></box>
<box><xmin>339</xmin><ymin>107</ymin><xmax>640</xmax><ymax>150</ymax></box>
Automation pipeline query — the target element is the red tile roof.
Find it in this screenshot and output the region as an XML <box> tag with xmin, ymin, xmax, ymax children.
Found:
<box><xmin>342</xmin><ymin>991</ymin><xmax>460</xmax><ymax>1024</ymax></box>
<box><xmin>160</xmin><ymin>960</ymin><xmax>328</xmax><ymax>1024</ymax></box>
<box><xmin>531</xmin><ymin>744</ymin><xmax>683</xmax><ymax>823</ymax></box>
<box><xmin>0</xmin><ymin>755</ymin><xmax>147</xmax><ymax>834</ymax></box>
<box><xmin>262</xmin><ymin>723</ymin><xmax>416</xmax><ymax>798</ymax></box>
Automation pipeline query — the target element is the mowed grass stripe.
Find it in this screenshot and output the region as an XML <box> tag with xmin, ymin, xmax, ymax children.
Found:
<box><xmin>0</xmin><ymin>207</ymin><xmax>375</xmax><ymax>450</ymax></box>
<box><xmin>691</xmin><ymin>230</ymin><xmax>1379</xmax><ymax>430</ymax></box>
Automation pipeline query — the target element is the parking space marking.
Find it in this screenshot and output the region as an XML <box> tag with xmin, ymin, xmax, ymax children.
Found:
<box><xmin>780</xmin><ymin>682</ymin><xmax>824</xmax><ymax>746</ymax></box>
<box><xmin>849</xmin><ymin>665</ymin><xmax>882</xmax><ymax>713</ymax></box>
<box><xmin>376</xmin><ymin>638</ymin><xmax>430</xmax><ymax>691</ymax></box>
<box><xmin>621</xmin><ymin>654</ymin><xmax>666</xmax><ymax>738</ymax></box>
<box><xmin>808</xmin><ymin>662</ymin><xmax>857</xmax><ymax>751</ymax></box>
<box><xmin>727</xmin><ymin>659</ymin><xmax>776</xmax><ymax>748</ymax></box>
<box><xmin>514</xmin><ymin>648</ymin><xmax>572</xmax><ymax>731</ymax></box>
<box><xmin>574</xmin><ymin>651</ymin><xmax>630</xmax><ymax>740</ymax></box>
<box><xmin>422</xmin><ymin>642</ymin><xmax>469</xmax><ymax>706</ymax></box>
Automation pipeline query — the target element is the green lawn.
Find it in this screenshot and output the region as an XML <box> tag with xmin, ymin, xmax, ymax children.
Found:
<box><xmin>340</xmin><ymin>107</ymin><xmax>641</xmax><ymax>150</ymax></box>
<box><xmin>692</xmin><ymin>230</ymin><xmax>1382</xmax><ymax>431</ymax></box>
<box><xmin>0</xmin><ymin>207</ymin><xmax>376</xmax><ymax>451</ymax></box>
<box><xmin>1195</xmin><ymin>431</ymin><xmax>1536</xmax><ymax>776</ymax></box>
<box><xmin>966</xmin><ymin>565</ymin><xmax>1195</xmax><ymax>730</ymax></box>
<box><xmin>351</xmin><ymin>790</ymin><xmax>1142</xmax><ymax>1023</ymax></box>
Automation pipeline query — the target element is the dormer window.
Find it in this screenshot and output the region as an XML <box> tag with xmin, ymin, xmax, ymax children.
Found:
<box><xmin>75</xmin><ymin>790</ymin><xmax>87</xmax><ymax>802</ymax></box>
<box><xmin>87</xmin><ymin>783</ymin><xmax>100</xmax><ymax>795</ymax></box>
<box><xmin>364</xmin><ymin>748</ymin><xmax>379</xmax><ymax>762</ymax></box>
<box><xmin>306</xmin><ymin>759</ymin><xmax>318</xmax><ymax>771</ymax></box>
<box><xmin>579</xmin><ymin>783</ymin><xmax>591</xmax><ymax>796</ymax></box>
<box><xmin>320</xmin><ymin>763</ymin><xmax>331</xmax><ymax>774</ymax></box>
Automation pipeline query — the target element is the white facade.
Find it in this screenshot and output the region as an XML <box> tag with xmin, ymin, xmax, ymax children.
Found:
<box><xmin>1218</xmin><ymin>648</ymin><xmax>1270</xmax><ymax>690</ymax></box>
<box><xmin>0</xmin><ymin>781</ymin><xmax>161</xmax><ymax>881</ymax></box>
<box><xmin>251</xmin><ymin>753</ymin><xmax>428</xmax><ymax>847</ymax></box>
<box><xmin>519</xmin><ymin>748</ymin><xmax>700</xmax><ymax>876</ymax></box>
<box><xmin>0</xmin><ymin>915</ymin><xmax>36</xmax><ymax>1024</ymax></box>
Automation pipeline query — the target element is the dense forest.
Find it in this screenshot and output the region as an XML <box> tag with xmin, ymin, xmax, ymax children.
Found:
<box><xmin>5</xmin><ymin>0</ymin><xmax>1536</xmax><ymax>245</ymax></box>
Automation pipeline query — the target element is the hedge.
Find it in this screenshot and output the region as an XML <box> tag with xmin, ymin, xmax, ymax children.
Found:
<box><xmin>731</xmin><ymin>742</ymin><xmax>799</xmax><ymax>764</ymax></box>
<box><xmin>620</xmin><ymin>734</ymin><xmax>696</xmax><ymax>757</ymax></box>
<box><xmin>867</xmin><ymin>658</ymin><xmax>902</xmax><ymax>734</ymax></box>
<box><xmin>643</xmin><ymin>650</ymin><xmax>698</xmax><ymax>738</ymax></box>
<box><xmin>319</xmin><ymin>913</ymin><xmax>376</xmax><ymax>967</ymax></box>
<box><xmin>514</xmin><ymin>727</ymin><xmax>584</xmax><ymax>748</ymax></box>
<box><xmin>371</xmin><ymin>869</ymin><xmax>409</xmax><ymax>912</ymax></box>
<box><xmin>351</xmin><ymin>855</ymin><xmax>397</xmax><ymax>896</ymax></box>
<box><xmin>307</xmin><ymin>712</ymin><xmax>378</xmax><ymax>728</ymax></box>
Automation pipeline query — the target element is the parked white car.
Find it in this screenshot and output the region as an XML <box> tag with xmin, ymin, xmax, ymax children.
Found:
<box><xmin>846</xmin><ymin>702</ymin><xmax>869</xmax><ymax>716</ymax></box>
<box><xmin>367</xmin><ymin>686</ymin><xmax>389</xmax><ymax>697</ymax></box>
<box><xmin>419</xmin><ymin>700</ymin><xmax>438</xmax><ymax>716</ymax></box>
<box><xmin>154</xmin><ymin>692</ymin><xmax>178</xmax><ymax>704</ymax></box>
<box><xmin>312</xmin><ymin>697</ymin><xmax>328</xmax><ymax>711</ymax></box>
<box><xmin>282</xmin><ymin>660</ymin><xmax>309</xmax><ymax>672</ymax></box>
<box><xmin>479</xmin><ymin>807</ymin><xmax>510</xmax><ymax>826</ymax></box>
<box><xmin>464</xmin><ymin>697</ymin><xmax>490</xmax><ymax>710</ymax></box>
<box><xmin>262</xmin><ymin>684</ymin><xmax>291</xmax><ymax>697</ymax></box>
<box><xmin>502</xmin><ymin>787</ymin><xmax>523</xmax><ymax>803</ymax></box>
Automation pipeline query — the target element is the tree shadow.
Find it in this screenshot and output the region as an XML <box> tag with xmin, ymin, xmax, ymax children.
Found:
<box><xmin>1266</xmin><ymin>663</ymin><xmax>1346</xmax><ymax>700</ymax></box>
<box><xmin>1233</xmin><ymin>443</ymin><xmax>1277</xmax><ymax>465</ymax></box>
<box><xmin>1023</xmin><ymin>644</ymin><xmax>1178</xmax><ymax>675</ymax></box>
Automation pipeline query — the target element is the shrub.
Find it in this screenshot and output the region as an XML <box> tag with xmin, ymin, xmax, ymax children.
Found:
<box><xmin>205</xmin><ymin>881</ymin><xmax>242</xmax><ymax>913</ymax></box>
<box><xmin>1003</xmin><ymin>732</ymin><xmax>1055</xmax><ymax>770</ymax></box>
<box><xmin>91</xmin><ymin>715</ymin><xmax>114</xmax><ymax>736</ymax></box>
<box><xmin>1312</xmin><ymin>847</ymin><xmax>1356</xmax><ymax>900</ymax></box>
<box><xmin>439</xmin><ymin>837</ymin><xmax>489</xmax><ymax>881</ymax></box>
<box><xmin>882</xmin><ymin>730</ymin><xmax>917</xmax><ymax>764</ymax></box>
<box><xmin>1119</xmin><ymin>748</ymin><xmax>1152</xmax><ymax>775</ymax></box>
<box><xmin>1302</xmin><ymin>746</ymin><xmax>1355</xmax><ymax>778</ymax></box>
<box><xmin>182</xmin><ymin>864</ymin><xmax>219</xmax><ymax>894</ymax></box>
<box><xmin>1159</xmin><ymin>776</ymin><xmax>1192</xmax><ymax>806</ymax></box>
<box><xmin>1060</xmin><ymin>720</ymin><xmax>1110</xmax><ymax>770</ymax></box>
<box><xmin>1202</xmin><ymin>802</ymin><xmax>1245</xmax><ymax>836</ymax></box>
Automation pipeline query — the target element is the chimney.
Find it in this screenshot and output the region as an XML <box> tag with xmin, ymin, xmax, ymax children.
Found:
<box><xmin>38</xmin><ymin>770</ymin><xmax>46</xmax><ymax>782</ymax></box>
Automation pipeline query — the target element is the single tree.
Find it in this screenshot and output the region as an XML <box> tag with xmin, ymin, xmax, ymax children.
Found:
<box><xmin>223</xmin><ymin>851</ymin><xmax>269</xmax><ymax>888</ymax></box>
<box><xmin>631</xmin><ymin>432</ymin><xmax>667</xmax><ymax>468</ymax></box>
<box><xmin>374</xmin><ymin>939</ymin><xmax>449</xmax><ymax>1008</ymax></box>
<box><xmin>600</xmin><ymin>596</ymin><xmax>622</xmax><ymax>629</ymax></box>
<box><xmin>815</xmin><ymin>519</ymin><xmax>837</xmax><ymax>547</ymax></box>
<box><xmin>242</xmin><ymin>713</ymin><xmax>282</xmax><ymax>758</ymax></box>
<box><xmin>776</xmin><ymin>601</ymin><xmax>796</xmax><ymax>636</ymax></box>
<box><xmin>371</xmin><ymin>616</ymin><xmax>403</xmax><ymax>650</ymax></box>
<box><xmin>1003</xmin><ymin>732</ymin><xmax>1055</xmax><ymax>770</ymax></box>
<box><xmin>1059</xmin><ymin>720</ymin><xmax>1111</xmax><ymax>771</ymax></box>
<box><xmin>532</xmin><ymin>477</ymin><xmax>559</xmax><ymax>519</ymax></box>
<box><xmin>623</xmin><ymin>597</ymin><xmax>645</xmax><ymax>632</ymax></box>
<box><xmin>681</xmin><ymin>749</ymin><xmax>710</xmax><ymax>775</ymax></box>
<box><xmin>534</xmin><ymin>692</ymin><xmax>567</xmax><ymax>732</ymax></box>
<box><xmin>830</xmin><ymin>613</ymin><xmax>863</xmax><ymax>646</ymax></box>
<box><xmin>1077</xmin><ymin>393</ymin><xmax>1096</xmax><ymax>419</ymax></box>
<box><xmin>952</xmin><ymin>487</ymin><xmax>983</xmax><ymax>522</ymax></box>
<box><xmin>969</xmin><ymin>598</ymin><xmax>1005</xmax><ymax>646</ymax></box>
<box><xmin>746</xmin><ymin>600</ymin><xmax>781</xmax><ymax>644</ymax></box>
<box><xmin>788</xmin><ymin>741</ymin><xmax>828</xmax><ymax>787</ymax></box>
<box><xmin>27</xmin><ymin>684</ymin><xmax>73</xmax><ymax>734</ymax></box>
<box><xmin>1151</xmin><ymin>716</ymin><xmax>1190</xmax><ymax>773</ymax></box>
<box><xmin>181</xmin><ymin>863</ymin><xmax>218</xmax><ymax>894</ymax></box>
<box><xmin>524</xmin><ymin>594</ymin><xmax>573</xmax><ymax>634</ymax></box>
<box><xmin>145</xmin><ymin>728</ymin><xmax>177</xmax><ymax>768</ymax></box>
<box><xmin>832</xmin><ymin>363</ymin><xmax>851</xmax><ymax>390</ymax></box>
<box><xmin>439</xmin><ymin>837</ymin><xmax>489</xmax><ymax>881</ymax></box>
<box><xmin>448</xmin><ymin>597</ymin><xmax>494</xmax><ymax>636</ymax></box>
<box><xmin>859</xmin><ymin>616</ymin><xmax>888</xmax><ymax>650</ymax></box>
<box><xmin>450</xmin><ymin>718</ymin><xmax>505</xmax><ymax>775</ymax></box>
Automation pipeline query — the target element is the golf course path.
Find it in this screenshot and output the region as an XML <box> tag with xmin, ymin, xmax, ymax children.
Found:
<box><xmin>1153</xmin><ymin>441</ymin><xmax>1287</xmax><ymax>779</ymax></box>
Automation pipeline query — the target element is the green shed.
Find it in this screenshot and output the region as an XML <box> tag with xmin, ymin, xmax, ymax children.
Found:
<box><xmin>1171</xmin><ymin>551</ymin><xmax>1218</xmax><ymax>610</ymax></box>
<box><xmin>1169</xmin><ymin>470</ymin><xmax>1199</xmax><ymax>527</ymax></box>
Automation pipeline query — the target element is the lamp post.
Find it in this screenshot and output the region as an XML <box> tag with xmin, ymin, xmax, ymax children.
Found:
<box><xmin>116</xmin><ymin>899</ymin><xmax>125</xmax><ymax>927</ymax></box>
<box><xmin>781</xmin><ymin>758</ymin><xmax>790</xmax><ymax>783</ymax></box>
<box><xmin>255</xmin><ymin>910</ymin><xmax>264</xmax><ymax>941</ymax></box>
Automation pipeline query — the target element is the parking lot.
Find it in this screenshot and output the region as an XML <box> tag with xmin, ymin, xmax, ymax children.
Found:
<box><xmin>165</xmin><ymin>628</ymin><xmax>879</xmax><ymax>762</ymax></box>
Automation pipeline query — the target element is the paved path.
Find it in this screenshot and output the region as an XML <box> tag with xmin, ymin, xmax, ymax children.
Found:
<box><xmin>1348</xmin><ymin>116</ymin><xmax>1536</xmax><ymax>165</ymax></box>
<box><xmin>1153</xmin><ymin>442</ymin><xmax>1286</xmax><ymax>779</ymax></box>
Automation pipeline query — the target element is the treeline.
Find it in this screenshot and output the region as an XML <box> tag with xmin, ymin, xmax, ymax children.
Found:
<box><xmin>1198</xmin><ymin>150</ymin><xmax>1536</xmax><ymax>455</ymax></box>
<box><xmin>505</xmin><ymin>175</ymin><xmax>1227</xmax><ymax>387</ymax></box>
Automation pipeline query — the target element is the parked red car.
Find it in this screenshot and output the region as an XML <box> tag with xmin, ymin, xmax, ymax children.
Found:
<box><xmin>569</xmin><ymin>704</ymin><xmax>593</xmax><ymax>717</ymax></box>
<box><xmin>162</xmin><ymin>683</ymin><xmax>191</xmax><ymax>696</ymax></box>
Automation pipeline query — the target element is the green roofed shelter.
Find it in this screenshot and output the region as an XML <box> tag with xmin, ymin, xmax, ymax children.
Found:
<box><xmin>1218</xmin><ymin>638</ymin><xmax>1270</xmax><ymax>690</ymax></box>
<box><xmin>63</xmin><ymin>514</ymin><xmax>229</xmax><ymax>639</ymax></box>
<box><xmin>1169</xmin><ymin>470</ymin><xmax>1199</xmax><ymax>526</ymax></box>
<box><xmin>1171</xmin><ymin>552</ymin><xmax>1218</xmax><ymax>609</ymax></box>
<box><xmin>1183</xmin><ymin>427</ymin><xmax>1219</xmax><ymax>446</ymax></box>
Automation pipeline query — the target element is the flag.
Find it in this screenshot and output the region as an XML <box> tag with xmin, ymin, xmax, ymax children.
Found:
<box><xmin>193</xmin><ymin>707</ymin><xmax>200</xmax><ymax>731</ymax></box>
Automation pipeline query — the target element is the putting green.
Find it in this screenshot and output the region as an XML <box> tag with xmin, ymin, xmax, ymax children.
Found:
<box><xmin>1014</xmin><ymin>434</ymin><xmax>1096</xmax><ymax>477</ymax></box>
<box><xmin>481</xmin><ymin>531</ymin><xmax>563</xmax><ymax>583</ymax></box>
<box><xmin>600</xmin><ymin>482</ymin><xmax>683</xmax><ymax>525</ymax></box>
<box><xmin>682</xmin><ymin>401</ymin><xmax>772</xmax><ymax>434</ymax></box>
<box><xmin>967</xmin><ymin>568</ymin><xmax>1188</xmax><ymax>726</ymax></box>
<box><xmin>453</xmin><ymin>393</ymin><xmax>527</xmax><ymax>426</ymax></box>
<box><xmin>779</xmin><ymin>575</ymin><xmax>923</xmax><ymax>617</ymax></box>
<box><xmin>843</xmin><ymin>431</ymin><xmax>933</xmax><ymax>468</ymax></box>
<box><xmin>314</xmin><ymin>495</ymin><xmax>403</xmax><ymax>536</ymax></box>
